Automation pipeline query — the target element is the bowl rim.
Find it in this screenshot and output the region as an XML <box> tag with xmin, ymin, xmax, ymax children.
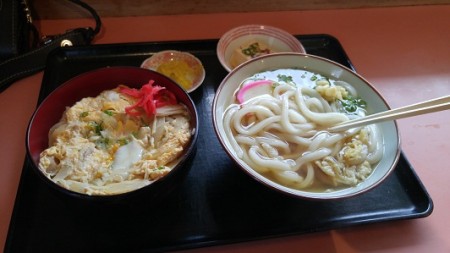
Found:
<box><xmin>216</xmin><ymin>24</ymin><xmax>306</xmax><ymax>72</ymax></box>
<box><xmin>26</xmin><ymin>66</ymin><xmax>199</xmax><ymax>200</ymax></box>
<box><xmin>140</xmin><ymin>50</ymin><xmax>206</xmax><ymax>93</ymax></box>
<box><xmin>212</xmin><ymin>52</ymin><xmax>401</xmax><ymax>200</ymax></box>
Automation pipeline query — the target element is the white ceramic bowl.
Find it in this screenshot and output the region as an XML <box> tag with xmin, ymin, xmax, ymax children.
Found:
<box><xmin>141</xmin><ymin>50</ymin><xmax>205</xmax><ymax>93</ymax></box>
<box><xmin>213</xmin><ymin>53</ymin><xmax>401</xmax><ymax>200</ymax></box>
<box><xmin>217</xmin><ymin>24</ymin><xmax>305</xmax><ymax>72</ymax></box>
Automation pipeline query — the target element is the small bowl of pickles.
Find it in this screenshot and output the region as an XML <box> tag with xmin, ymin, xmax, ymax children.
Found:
<box><xmin>141</xmin><ymin>50</ymin><xmax>205</xmax><ymax>93</ymax></box>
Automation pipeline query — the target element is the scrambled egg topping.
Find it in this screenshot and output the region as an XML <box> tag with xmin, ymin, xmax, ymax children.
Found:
<box><xmin>315</xmin><ymin>79</ymin><xmax>349</xmax><ymax>102</ymax></box>
<box><xmin>311</xmin><ymin>79</ymin><xmax>372</xmax><ymax>186</ymax></box>
<box><xmin>39</xmin><ymin>87</ymin><xmax>192</xmax><ymax>195</ymax></box>
<box><xmin>315</xmin><ymin>129</ymin><xmax>372</xmax><ymax>186</ymax></box>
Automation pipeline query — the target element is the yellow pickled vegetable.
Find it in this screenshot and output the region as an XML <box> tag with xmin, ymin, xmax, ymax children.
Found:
<box><xmin>156</xmin><ymin>60</ymin><xmax>201</xmax><ymax>90</ymax></box>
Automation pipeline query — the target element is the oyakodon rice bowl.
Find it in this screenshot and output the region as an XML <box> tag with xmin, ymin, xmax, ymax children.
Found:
<box><xmin>27</xmin><ymin>67</ymin><xmax>198</xmax><ymax>199</ymax></box>
<box><xmin>213</xmin><ymin>53</ymin><xmax>400</xmax><ymax>200</ymax></box>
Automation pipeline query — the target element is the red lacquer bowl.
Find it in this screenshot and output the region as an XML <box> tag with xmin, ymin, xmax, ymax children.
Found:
<box><xmin>26</xmin><ymin>66</ymin><xmax>199</xmax><ymax>202</ymax></box>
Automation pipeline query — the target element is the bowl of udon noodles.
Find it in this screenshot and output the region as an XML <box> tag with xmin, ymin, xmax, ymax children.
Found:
<box><xmin>27</xmin><ymin>67</ymin><xmax>198</xmax><ymax>201</ymax></box>
<box><xmin>213</xmin><ymin>53</ymin><xmax>400</xmax><ymax>200</ymax></box>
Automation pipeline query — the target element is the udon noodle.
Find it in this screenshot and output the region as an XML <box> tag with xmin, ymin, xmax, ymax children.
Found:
<box><xmin>223</xmin><ymin>69</ymin><xmax>383</xmax><ymax>192</ymax></box>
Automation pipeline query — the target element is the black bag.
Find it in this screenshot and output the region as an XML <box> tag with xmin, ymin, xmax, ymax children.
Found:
<box><xmin>0</xmin><ymin>0</ymin><xmax>36</xmax><ymax>61</ymax></box>
<box><xmin>0</xmin><ymin>0</ymin><xmax>101</xmax><ymax>92</ymax></box>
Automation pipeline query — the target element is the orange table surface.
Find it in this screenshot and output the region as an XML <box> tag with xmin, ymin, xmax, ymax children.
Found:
<box><xmin>1</xmin><ymin>5</ymin><xmax>450</xmax><ymax>253</ymax></box>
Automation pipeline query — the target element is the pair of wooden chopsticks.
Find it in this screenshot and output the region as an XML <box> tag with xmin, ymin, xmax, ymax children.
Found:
<box><xmin>328</xmin><ymin>95</ymin><xmax>450</xmax><ymax>132</ymax></box>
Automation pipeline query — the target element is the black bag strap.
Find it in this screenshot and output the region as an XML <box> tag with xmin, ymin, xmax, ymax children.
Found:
<box><xmin>0</xmin><ymin>0</ymin><xmax>101</xmax><ymax>92</ymax></box>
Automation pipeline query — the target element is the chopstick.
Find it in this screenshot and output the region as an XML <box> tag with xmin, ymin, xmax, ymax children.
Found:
<box><xmin>328</xmin><ymin>95</ymin><xmax>450</xmax><ymax>132</ymax></box>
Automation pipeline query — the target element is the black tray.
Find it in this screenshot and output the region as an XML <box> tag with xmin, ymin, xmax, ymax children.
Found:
<box><xmin>5</xmin><ymin>35</ymin><xmax>433</xmax><ymax>253</ymax></box>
